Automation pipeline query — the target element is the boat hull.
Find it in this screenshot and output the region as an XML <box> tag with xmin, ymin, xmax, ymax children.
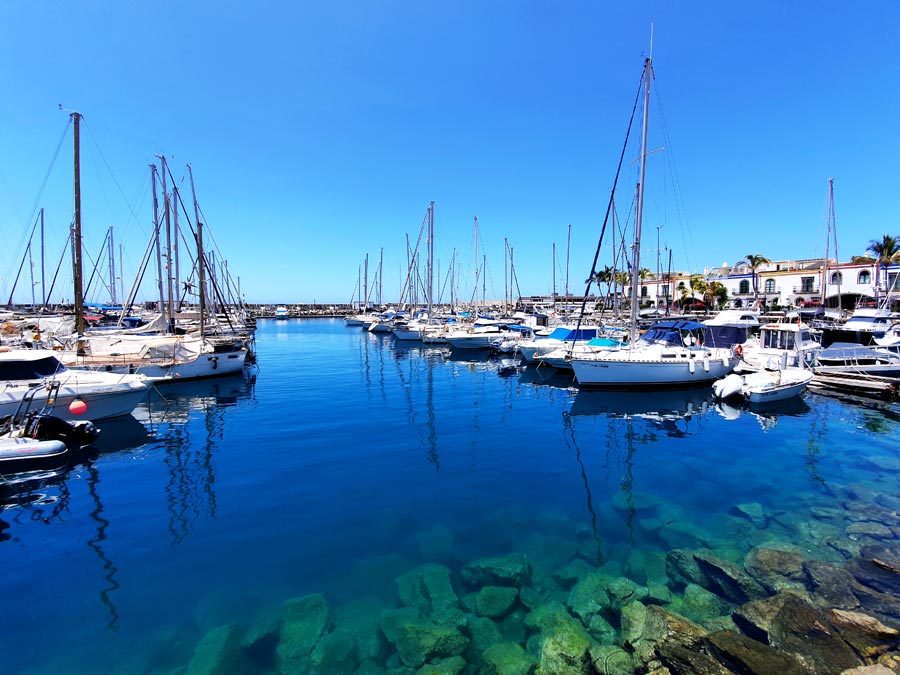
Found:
<box><xmin>0</xmin><ymin>380</ymin><xmax>148</xmax><ymax>421</ymax></box>
<box><xmin>572</xmin><ymin>355</ymin><xmax>736</xmax><ymax>388</ymax></box>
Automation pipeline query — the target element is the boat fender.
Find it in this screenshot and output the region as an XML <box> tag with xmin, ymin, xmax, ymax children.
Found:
<box><xmin>734</xmin><ymin>344</ymin><xmax>743</xmax><ymax>357</ymax></box>
<box><xmin>703</xmin><ymin>358</ymin><xmax>710</xmax><ymax>372</ymax></box>
<box><xmin>689</xmin><ymin>359</ymin><xmax>695</xmax><ymax>374</ymax></box>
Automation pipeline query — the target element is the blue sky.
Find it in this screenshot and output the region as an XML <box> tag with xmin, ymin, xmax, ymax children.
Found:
<box><xmin>1</xmin><ymin>1</ymin><xmax>898</xmax><ymax>305</ymax></box>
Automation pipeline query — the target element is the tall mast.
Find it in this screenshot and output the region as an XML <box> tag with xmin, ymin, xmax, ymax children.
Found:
<box><xmin>565</xmin><ymin>223</ymin><xmax>571</xmax><ymax>303</ymax></box>
<box><xmin>40</xmin><ymin>208</ymin><xmax>46</xmax><ymax>308</ymax></box>
<box><xmin>108</xmin><ymin>226</ymin><xmax>117</xmax><ymax>305</ymax></box>
<box><xmin>363</xmin><ymin>253</ymin><xmax>369</xmax><ymax>311</ymax></box>
<box><xmin>187</xmin><ymin>164</ymin><xmax>206</xmax><ymax>338</ymax></box>
<box><xmin>552</xmin><ymin>242</ymin><xmax>557</xmax><ymax>305</ymax></box>
<box><xmin>473</xmin><ymin>216</ymin><xmax>479</xmax><ymax>310</ymax></box>
<box><xmin>629</xmin><ymin>56</ymin><xmax>652</xmax><ymax>344</ymax></box>
<box><xmin>829</xmin><ymin>178</ymin><xmax>841</xmax><ymax>304</ymax></box>
<box><xmin>71</xmin><ymin>112</ymin><xmax>85</xmax><ymax>336</ymax></box>
<box><xmin>159</xmin><ymin>155</ymin><xmax>175</xmax><ymax>332</ymax></box>
<box><xmin>150</xmin><ymin>164</ymin><xmax>165</xmax><ymax>321</ymax></box>
<box><xmin>173</xmin><ymin>186</ymin><xmax>181</xmax><ymax>312</ymax></box>
<box><xmin>427</xmin><ymin>200</ymin><xmax>434</xmax><ymax>319</ymax></box>
<box><xmin>378</xmin><ymin>247</ymin><xmax>383</xmax><ymax>307</ymax></box>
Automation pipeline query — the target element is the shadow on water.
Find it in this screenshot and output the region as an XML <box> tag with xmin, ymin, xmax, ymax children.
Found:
<box><xmin>570</xmin><ymin>388</ymin><xmax>714</xmax><ymax>438</ymax></box>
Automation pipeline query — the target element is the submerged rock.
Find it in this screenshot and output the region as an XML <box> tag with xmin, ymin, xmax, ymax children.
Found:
<box><xmin>310</xmin><ymin>629</ymin><xmax>357</xmax><ymax>672</ymax></box>
<box><xmin>536</xmin><ymin>628</ymin><xmax>592</xmax><ymax>675</ymax></box>
<box><xmin>462</xmin><ymin>553</ymin><xmax>532</xmax><ymax>589</ymax></box>
<box><xmin>589</xmin><ymin>645</ymin><xmax>636</xmax><ymax>675</ymax></box>
<box><xmin>829</xmin><ymin>608</ymin><xmax>900</xmax><ymax>659</ymax></box>
<box><xmin>729</xmin><ymin>502</ymin><xmax>769</xmax><ymax>529</ymax></box>
<box><xmin>482</xmin><ymin>642</ymin><xmax>538</xmax><ymax>675</ymax></box>
<box><xmin>276</xmin><ymin>594</ymin><xmax>331</xmax><ymax>673</ymax></box>
<box><xmin>415</xmin><ymin>654</ymin><xmax>466</xmax><ymax>675</ymax></box>
<box><xmin>704</xmin><ymin>629</ymin><xmax>806</xmax><ymax>675</ymax></box>
<box><xmin>475</xmin><ymin>586</ymin><xmax>519</xmax><ymax>619</ymax></box>
<box><xmin>692</xmin><ymin>552</ymin><xmax>767</xmax><ymax>604</ymax></box>
<box><xmin>743</xmin><ymin>546</ymin><xmax>809</xmax><ymax>594</ymax></box>
<box><xmin>390</xmin><ymin>621</ymin><xmax>469</xmax><ymax>668</ymax></box>
<box><xmin>665</xmin><ymin>549</ymin><xmax>711</xmax><ymax>589</ymax></box>
<box><xmin>185</xmin><ymin>624</ymin><xmax>250</xmax><ymax>675</ymax></box>
<box><xmin>681</xmin><ymin>584</ymin><xmax>732</xmax><ymax>624</ymax></box>
<box><xmin>847</xmin><ymin>545</ymin><xmax>900</xmax><ymax>596</ymax></box>
<box><xmin>656</xmin><ymin>642</ymin><xmax>736</xmax><ymax>675</ymax></box>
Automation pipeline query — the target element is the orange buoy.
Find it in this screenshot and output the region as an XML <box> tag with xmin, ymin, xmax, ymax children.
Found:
<box><xmin>69</xmin><ymin>399</ymin><xmax>88</xmax><ymax>416</ymax></box>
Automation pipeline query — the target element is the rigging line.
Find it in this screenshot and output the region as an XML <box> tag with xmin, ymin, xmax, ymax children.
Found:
<box><xmin>575</xmin><ymin>64</ymin><xmax>645</xmax><ymax>327</ymax></box>
<box><xmin>652</xmin><ymin>77</ymin><xmax>698</xmax><ymax>274</ymax></box>
<box><xmin>2</xmin><ymin>118</ymin><xmax>71</xmax><ymax>286</ymax></box>
<box><xmin>82</xmin><ymin>120</ymin><xmax>149</xmax><ymax>236</ymax></box>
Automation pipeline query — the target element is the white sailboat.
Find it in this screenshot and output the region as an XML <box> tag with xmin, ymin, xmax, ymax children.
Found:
<box><xmin>570</xmin><ymin>50</ymin><xmax>738</xmax><ymax>388</ymax></box>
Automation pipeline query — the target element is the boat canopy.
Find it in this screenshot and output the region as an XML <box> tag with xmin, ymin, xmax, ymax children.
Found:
<box><xmin>704</xmin><ymin>325</ymin><xmax>748</xmax><ymax>348</ymax></box>
<box><xmin>0</xmin><ymin>354</ymin><xmax>66</xmax><ymax>380</ymax></box>
<box><xmin>545</xmin><ymin>327</ymin><xmax>601</xmax><ymax>341</ymax></box>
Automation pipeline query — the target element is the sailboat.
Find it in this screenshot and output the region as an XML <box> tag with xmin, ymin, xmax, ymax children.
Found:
<box><xmin>570</xmin><ymin>51</ymin><xmax>738</xmax><ymax>388</ymax></box>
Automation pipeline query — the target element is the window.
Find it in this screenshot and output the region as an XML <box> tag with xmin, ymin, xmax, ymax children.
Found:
<box><xmin>662</xmin><ymin>286</ymin><xmax>670</xmax><ymax>298</ymax></box>
<box><xmin>739</xmin><ymin>280</ymin><xmax>750</xmax><ymax>294</ymax></box>
<box><xmin>765</xmin><ymin>279</ymin><xmax>775</xmax><ymax>293</ymax></box>
<box><xmin>858</xmin><ymin>270</ymin><xmax>871</xmax><ymax>284</ymax></box>
<box><xmin>830</xmin><ymin>272</ymin><xmax>842</xmax><ymax>285</ymax></box>
<box><xmin>801</xmin><ymin>277</ymin><xmax>815</xmax><ymax>292</ymax></box>
<box><xmin>641</xmin><ymin>286</ymin><xmax>648</xmax><ymax>297</ymax></box>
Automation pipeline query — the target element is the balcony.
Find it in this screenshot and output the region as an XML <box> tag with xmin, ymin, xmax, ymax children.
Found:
<box><xmin>793</xmin><ymin>284</ymin><xmax>820</xmax><ymax>294</ymax></box>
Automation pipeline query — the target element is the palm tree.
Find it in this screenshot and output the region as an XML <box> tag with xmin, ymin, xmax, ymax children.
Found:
<box><xmin>866</xmin><ymin>234</ymin><xmax>900</xmax><ymax>301</ymax></box>
<box><xmin>688</xmin><ymin>275</ymin><xmax>707</xmax><ymax>312</ymax></box>
<box><xmin>704</xmin><ymin>280</ymin><xmax>727</xmax><ymax>311</ymax></box>
<box><xmin>741</xmin><ymin>254</ymin><xmax>771</xmax><ymax>307</ymax></box>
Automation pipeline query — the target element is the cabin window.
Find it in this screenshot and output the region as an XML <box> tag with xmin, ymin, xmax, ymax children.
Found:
<box><xmin>858</xmin><ymin>270</ymin><xmax>871</xmax><ymax>284</ymax></box>
<box><xmin>765</xmin><ymin>279</ymin><xmax>775</xmax><ymax>293</ymax></box>
<box><xmin>830</xmin><ymin>272</ymin><xmax>842</xmax><ymax>285</ymax></box>
<box><xmin>739</xmin><ymin>280</ymin><xmax>750</xmax><ymax>294</ymax></box>
<box><xmin>762</xmin><ymin>330</ymin><xmax>795</xmax><ymax>350</ymax></box>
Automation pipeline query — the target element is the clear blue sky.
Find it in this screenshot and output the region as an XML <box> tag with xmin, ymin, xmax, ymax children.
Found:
<box><xmin>2</xmin><ymin>1</ymin><xmax>898</xmax><ymax>305</ymax></box>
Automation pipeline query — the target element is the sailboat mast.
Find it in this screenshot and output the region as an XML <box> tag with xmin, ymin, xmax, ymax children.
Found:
<box><xmin>427</xmin><ymin>200</ymin><xmax>434</xmax><ymax>319</ymax></box>
<box><xmin>473</xmin><ymin>216</ymin><xmax>479</xmax><ymax>310</ymax></box>
<box><xmin>364</xmin><ymin>254</ymin><xmax>369</xmax><ymax>311</ymax></box>
<box><xmin>159</xmin><ymin>155</ymin><xmax>175</xmax><ymax>332</ymax></box>
<box><xmin>552</xmin><ymin>242</ymin><xmax>557</xmax><ymax>305</ymax></box>
<box><xmin>565</xmin><ymin>223</ymin><xmax>571</xmax><ymax>304</ymax></box>
<box><xmin>71</xmin><ymin>112</ymin><xmax>85</xmax><ymax>336</ymax></box>
<box><xmin>108</xmin><ymin>226</ymin><xmax>117</xmax><ymax>305</ymax></box>
<box><xmin>151</xmin><ymin>164</ymin><xmax>165</xmax><ymax>321</ymax></box>
<box><xmin>187</xmin><ymin>164</ymin><xmax>206</xmax><ymax>338</ymax></box>
<box><xmin>40</xmin><ymin>208</ymin><xmax>46</xmax><ymax>308</ymax></box>
<box><xmin>629</xmin><ymin>57</ymin><xmax>652</xmax><ymax>343</ymax></box>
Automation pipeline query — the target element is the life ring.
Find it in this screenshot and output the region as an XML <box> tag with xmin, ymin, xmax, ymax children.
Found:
<box><xmin>734</xmin><ymin>344</ymin><xmax>744</xmax><ymax>357</ymax></box>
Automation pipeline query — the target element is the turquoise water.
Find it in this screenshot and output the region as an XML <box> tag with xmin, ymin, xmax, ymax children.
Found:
<box><xmin>1</xmin><ymin>318</ymin><xmax>898</xmax><ymax>673</ymax></box>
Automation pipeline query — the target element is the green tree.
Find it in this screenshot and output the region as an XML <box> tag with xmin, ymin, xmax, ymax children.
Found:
<box><xmin>866</xmin><ymin>234</ymin><xmax>900</xmax><ymax>300</ymax></box>
<box><xmin>688</xmin><ymin>275</ymin><xmax>707</xmax><ymax>310</ymax></box>
<box><xmin>741</xmin><ymin>254</ymin><xmax>772</xmax><ymax>307</ymax></box>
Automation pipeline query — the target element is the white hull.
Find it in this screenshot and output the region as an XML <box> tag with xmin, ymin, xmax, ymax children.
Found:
<box><xmin>743</xmin><ymin>370</ymin><xmax>813</xmax><ymax>403</ymax></box>
<box><xmin>572</xmin><ymin>351</ymin><xmax>736</xmax><ymax>388</ymax></box>
<box><xmin>121</xmin><ymin>350</ymin><xmax>247</xmax><ymax>380</ymax></box>
<box><xmin>0</xmin><ymin>380</ymin><xmax>148</xmax><ymax>421</ymax></box>
<box><xmin>445</xmin><ymin>334</ymin><xmax>501</xmax><ymax>350</ymax></box>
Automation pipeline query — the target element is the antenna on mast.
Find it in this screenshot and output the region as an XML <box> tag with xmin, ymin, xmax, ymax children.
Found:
<box><xmin>649</xmin><ymin>22</ymin><xmax>654</xmax><ymax>60</ymax></box>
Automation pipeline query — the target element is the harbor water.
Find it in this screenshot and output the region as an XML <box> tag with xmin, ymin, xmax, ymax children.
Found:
<box><xmin>2</xmin><ymin>318</ymin><xmax>899</xmax><ymax>674</ymax></box>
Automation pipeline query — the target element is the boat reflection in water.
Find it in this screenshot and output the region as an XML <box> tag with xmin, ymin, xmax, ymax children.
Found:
<box><xmin>569</xmin><ymin>387</ymin><xmax>714</xmax><ymax>432</ymax></box>
<box><xmin>715</xmin><ymin>395</ymin><xmax>811</xmax><ymax>431</ymax></box>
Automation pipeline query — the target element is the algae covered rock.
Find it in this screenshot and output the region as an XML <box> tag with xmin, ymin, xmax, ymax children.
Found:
<box><xmin>462</xmin><ymin>553</ymin><xmax>532</xmax><ymax>588</ymax></box>
<box><xmin>391</xmin><ymin>621</ymin><xmax>469</xmax><ymax>668</ymax></box>
<box><xmin>681</xmin><ymin>584</ymin><xmax>732</xmax><ymax>624</ymax></box>
<box><xmin>185</xmin><ymin>623</ymin><xmax>250</xmax><ymax>675</ymax></box>
<box><xmin>476</xmin><ymin>585</ymin><xmax>519</xmax><ymax>619</ymax></box>
<box><xmin>704</xmin><ymin>629</ymin><xmax>806</xmax><ymax>675</ymax></box>
<box><xmin>396</xmin><ymin>563</ymin><xmax>459</xmax><ymax>616</ymax></box>
<box><xmin>589</xmin><ymin>645</ymin><xmax>636</xmax><ymax>675</ymax></box>
<box><xmin>482</xmin><ymin>642</ymin><xmax>538</xmax><ymax>675</ymax></box>
<box><xmin>415</xmin><ymin>654</ymin><xmax>466</xmax><ymax>675</ymax></box>
<box><xmin>276</xmin><ymin>593</ymin><xmax>331</xmax><ymax>673</ymax></box>
<box><xmin>743</xmin><ymin>546</ymin><xmax>808</xmax><ymax>594</ymax></box>
<box><xmin>524</xmin><ymin>601</ymin><xmax>588</xmax><ymax>639</ymax></box>
<box><xmin>310</xmin><ymin>629</ymin><xmax>357</xmax><ymax>673</ymax></box>
<box><xmin>536</xmin><ymin>627</ymin><xmax>592</xmax><ymax>675</ymax></box>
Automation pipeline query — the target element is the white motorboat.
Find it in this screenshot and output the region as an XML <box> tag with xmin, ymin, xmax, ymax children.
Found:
<box><xmin>737</xmin><ymin>322</ymin><xmax>820</xmax><ymax>372</ymax></box>
<box><xmin>274</xmin><ymin>306</ymin><xmax>290</xmax><ymax>319</ymax></box>
<box><xmin>713</xmin><ymin>367</ymin><xmax>813</xmax><ymax>404</ymax></box>
<box><xmin>516</xmin><ymin>325</ymin><xmax>604</xmax><ymax>362</ymax></box>
<box><xmin>0</xmin><ymin>349</ymin><xmax>149</xmax><ymax>421</ymax></box>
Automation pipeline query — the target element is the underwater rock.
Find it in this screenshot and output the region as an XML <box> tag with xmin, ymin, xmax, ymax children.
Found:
<box><xmin>310</xmin><ymin>629</ymin><xmax>357</xmax><ymax>672</ymax></box>
<box><xmin>658</xmin><ymin>521</ymin><xmax>714</xmax><ymax>550</ymax></box>
<box><xmin>481</xmin><ymin>642</ymin><xmax>538</xmax><ymax>675</ymax></box>
<box><xmin>390</xmin><ymin>621</ymin><xmax>468</xmax><ymax>668</ymax></box>
<box><xmin>567</xmin><ymin>571</ymin><xmax>612</xmax><ymax>624</ymax></box>
<box><xmin>647</xmin><ymin>581</ymin><xmax>673</xmax><ymax>606</ymax></box>
<box><xmin>587</xmin><ymin>613</ymin><xmax>617</xmax><ymax>645</ymax></box>
<box><xmin>475</xmin><ymin>586</ymin><xmax>519</xmax><ymax>619</ymax></box>
<box><xmin>811</xmin><ymin>506</ymin><xmax>846</xmax><ymax>521</ymax></box>
<box><xmin>536</xmin><ymin>627</ymin><xmax>592</xmax><ymax>675</ymax></box>
<box><xmin>847</xmin><ymin>546</ymin><xmax>900</xmax><ymax>596</ymax></box>
<box><xmin>606</xmin><ymin>576</ymin><xmax>649</xmax><ymax>613</ymax></box>
<box><xmin>803</xmin><ymin>560</ymin><xmax>859</xmax><ymax>609</ymax></box>
<box><xmin>733</xmin><ymin>590</ymin><xmax>863</xmax><ymax>673</ymax></box>
<box><xmin>656</xmin><ymin>643</ymin><xmax>736</xmax><ymax>675</ymax></box>
<box><xmin>665</xmin><ymin>549</ymin><xmax>712</xmax><ymax>589</ymax></box>
<box><xmin>848</xmin><ymin>522</ymin><xmax>895</xmax><ymax>540</ymax></box>
<box><xmin>240</xmin><ymin>610</ymin><xmax>281</xmax><ymax>665</ymax></box>
<box><xmin>682</xmin><ymin>584</ymin><xmax>732</xmax><ymax>624</ymax></box>
<box><xmin>555</xmin><ymin>558</ymin><xmax>595</xmax><ymax>589</ymax></box>
<box><xmin>829</xmin><ymin>609</ymin><xmax>900</xmax><ymax>659</ymax></box>
<box><xmin>704</xmin><ymin>630</ymin><xmax>806</xmax><ymax>675</ymax></box>
<box><xmin>396</xmin><ymin>563</ymin><xmax>459</xmax><ymax>617</ymax></box>
<box><xmin>626</xmin><ymin>604</ymin><xmax>708</xmax><ymax>668</ymax></box>
<box><xmin>692</xmin><ymin>552</ymin><xmax>767</xmax><ymax>604</ymax></box>
<box><xmin>462</xmin><ymin>553</ymin><xmax>532</xmax><ymax>589</ymax></box>
<box><xmin>185</xmin><ymin>624</ymin><xmax>250</xmax><ymax>675</ymax></box>
<box><xmin>628</xmin><ymin>550</ymin><xmax>670</xmax><ymax>586</ymax></box>
<box><xmin>612</xmin><ymin>491</ymin><xmax>664</xmax><ymax>516</ymax></box>
<box><xmin>729</xmin><ymin>503</ymin><xmax>768</xmax><ymax>529</ymax></box>
<box><xmin>351</xmin><ymin>554</ymin><xmax>414</xmax><ymax>603</ymax></box>
<box><xmin>744</xmin><ymin>546</ymin><xmax>809</xmax><ymax>594</ymax></box>
<box><xmin>379</xmin><ymin>607</ymin><xmax>423</xmax><ymax>645</ymax></box>
<box><xmin>466</xmin><ymin>615</ymin><xmax>502</xmax><ymax>656</ymax></box>
<box><xmin>276</xmin><ymin>594</ymin><xmax>331</xmax><ymax>673</ymax></box>
<box><xmin>840</xmin><ymin>666</ymin><xmax>897</xmax><ymax>675</ymax></box>
<box><xmin>524</xmin><ymin>601</ymin><xmax>591</xmax><ymax>643</ymax></box>
<box><xmin>415</xmin><ymin>654</ymin><xmax>466</xmax><ymax>675</ymax></box>
<box><xmin>334</xmin><ymin>597</ymin><xmax>389</xmax><ymax>663</ymax></box>
<box><xmin>354</xmin><ymin>660</ymin><xmax>387</xmax><ymax>675</ymax></box>
<box><xmin>589</xmin><ymin>644</ymin><xmax>636</xmax><ymax>675</ymax></box>
<box><xmin>414</xmin><ymin>524</ymin><xmax>456</xmax><ymax>562</ymax></box>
